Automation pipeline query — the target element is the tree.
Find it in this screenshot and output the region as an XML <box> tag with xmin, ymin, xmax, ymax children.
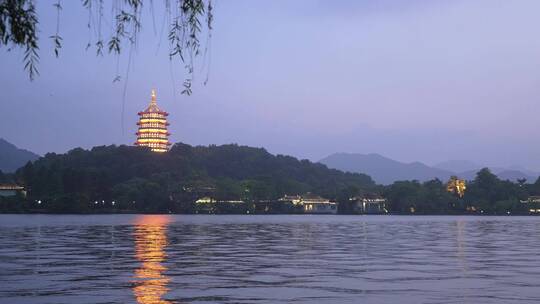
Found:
<box><xmin>419</xmin><ymin>179</ymin><xmax>455</xmax><ymax>214</ymax></box>
<box><xmin>0</xmin><ymin>0</ymin><xmax>213</xmax><ymax>95</ymax></box>
<box><xmin>384</xmin><ymin>180</ymin><xmax>422</xmax><ymax>213</ymax></box>
<box><xmin>466</xmin><ymin>168</ymin><xmax>501</xmax><ymax>204</ymax></box>
<box><xmin>446</xmin><ymin>176</ymin><xmax>466</xmax><ymax>198</ymax></box>
<box><xmin>462</xmin><ymin>168</ymin><xmax>529</xmax><ymax>214</ymax></box>
<box><xmin>530</xmin><ymin>176</ymin><xmax>540</xmax><ymax>195</ymax></box>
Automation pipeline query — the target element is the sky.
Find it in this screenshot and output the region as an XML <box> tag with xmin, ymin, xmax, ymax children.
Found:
<box><xmin>1</xmin><ymin>0</ymin><xmax>540</xmax><ymax>170</ymax></box>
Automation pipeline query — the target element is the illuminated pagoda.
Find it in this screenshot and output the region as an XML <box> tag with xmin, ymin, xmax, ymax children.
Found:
<box><xmin>135</xmin><ymin>89</ymin><xmax>171</xmax><ymax>152</ymax></box>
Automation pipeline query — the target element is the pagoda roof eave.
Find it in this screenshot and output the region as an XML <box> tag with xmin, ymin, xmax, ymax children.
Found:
<box><xmin>138</xmin><ymin>111</ymin><xmax>169</xmax><ymax>116</ymax></box>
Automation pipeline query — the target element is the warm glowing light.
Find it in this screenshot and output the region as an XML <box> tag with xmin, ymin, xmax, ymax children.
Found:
<box><xmin>136</xmin><ymin>139</ymin><xmax>170</xmax><ymax>143</ymax></box>
<box><xmin>135</xmin><ymin>90</ymin><xmax>171</xmax><ymax>153</ymax></box>
<box><xmin>139</xmin><ymin>119</ymin><xmax>167</xmax><ymax>123</ymax></box>
<box><xmin>132</xmin><ymin>215</ymin><xmax>172</xmax><ymax>304</ymax></box>
<box><xmin>447</xmin><ymin>176</ymin><xmax>466</xmax><ymax>198</ymax></box>
<box><xmin>137</xmin><ymin>129</ymin><xmax>170</xmax><ymax>134</ymax></box>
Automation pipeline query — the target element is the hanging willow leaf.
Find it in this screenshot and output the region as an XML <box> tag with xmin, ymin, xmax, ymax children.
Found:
<box><xmin>49</xmin><ymin>34</ymin><xmax>62</xmax><ymax>58</ymax></box>
<box><xmin>50</xmin><ymin>1</ymin><xmax>62</xmax><ymax>57</ymax></box>
<box><xmin>0</xmin><ymin>0</ymin><xmax>213</xmax><ymax>96</ymax></box>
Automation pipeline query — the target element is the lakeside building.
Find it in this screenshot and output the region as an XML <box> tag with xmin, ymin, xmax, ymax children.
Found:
<box><xmin>135</xmin><ymin>89</ymin><xmax>171</xmax><ymax>153</ymax></box>
<box><xmin>195</xmin><ymin>197</ymin><xmax>248</xmax><ymax>214</ymax></box>
<box><xmin>183</xmin><ymin>185</ymin><xmax>216</xmax><ymax>196</ymax></box>
<box><xmin>520</xmin><ymin>196</ymin><xmax>540</xmax><ymax>214</ymax></box>
<box><xmin>302</xmin><ymin>194</ymin><xmax>337</xmax><ymax>214</ymax></box>
<box><xmin>254</xmin><ymin>199</ymin><xmax>303</xmax><ymax>214</ymax></box>
<box><xmin>279</xmin><ymin>193</ymin><xmax>337</xmax><ymax>214</ymax></box>
<box><xmin>193</xmin><ymin>193</ymin><xmax>337</xmax><ymax>214</ymax></box>
<box><xmin>350</xmin><ymin>196</ymin><xmax>388</xmax><ymax>214</ymax></box>
<box><xmin>520</xmin><ymin>196</ymin><xmax>540</xmax><ymax>204</ymax></box>
<box><xmin>278</xmin><ymin>195</ymin><xmax>302</xmax><ymax>206</ymax></box>
<box><xmin>0</xmin><ymin>184</ymin><xmax>26</xmax><ymax>197</ymax></box>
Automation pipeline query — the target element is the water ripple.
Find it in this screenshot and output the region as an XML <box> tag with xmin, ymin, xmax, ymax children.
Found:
<box><xmin>1</xmin><ymin>215</ymin><xmax>540</xmax><ymax>303</ymax></box>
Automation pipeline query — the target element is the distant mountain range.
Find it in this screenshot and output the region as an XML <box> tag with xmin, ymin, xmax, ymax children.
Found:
<box><xmin>0</xmin><ymin>138</ymin><xmax>40</xmax><ymax>172</ymax></box>
<box><xmin>320</xmin><ymin>153</ymin><xmax>539</xmax><ymax>185</ymax></box>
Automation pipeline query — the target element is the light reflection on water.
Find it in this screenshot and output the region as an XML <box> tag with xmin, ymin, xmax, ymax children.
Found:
<box><xmin>133</xmin><ymin>215</ymin><xmax>171</xmax><ymax>304</ymax></box>
<box><xmin>1</xmin><ymin>215</ymin><xmax>540</xmax><ymax>303</ymax></box>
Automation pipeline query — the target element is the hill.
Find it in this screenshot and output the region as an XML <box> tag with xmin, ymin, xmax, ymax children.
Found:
<box><xmin>14</xmin><ymin>143</ymin><xmax>375</xmax><ymax>212</ymax></box>
<box><xmin>0</xmin><ymin>138</ymin><xmax>40</xmax><ymax>172</ymax></box>
<box><xmin>319</xmin><ymin>153</ymin><xmax>454</xmax><ymax>185</ymax></box>
<box><xmin>320</xmin><ymin>153</ymin><xmax>539</xmax><ymax>184</ymax></box>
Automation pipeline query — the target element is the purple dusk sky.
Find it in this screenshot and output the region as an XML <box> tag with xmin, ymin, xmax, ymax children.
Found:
<box><xmin>1</xmin><ymin>0</ymin><xmax>540</xmax><ymax>170</ymax></box>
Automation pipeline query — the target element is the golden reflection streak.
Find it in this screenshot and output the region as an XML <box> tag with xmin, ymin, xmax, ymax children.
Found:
<box><xmin>456</xmin><ymin>220</ymin><xmax>469</xmax><ymax>272</ymax></box>
<box><xmin>132</xmin><ymin>215</ymin><xmax>172</xmax><ymax>304</ymax></box>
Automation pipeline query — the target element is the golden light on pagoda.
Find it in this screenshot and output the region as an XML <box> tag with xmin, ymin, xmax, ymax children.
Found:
<box><xmin>135</xmin><ymin>89</ymin><xmax>171</xmax><ymax>153</ymax></box>
<box><xmin>447</xmin><ymin>176</ymin><xmax>466</xmax><ymax>198</ymax></box>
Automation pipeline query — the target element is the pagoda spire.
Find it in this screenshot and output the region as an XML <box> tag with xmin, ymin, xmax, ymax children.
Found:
<box><xmin>150</xmin><ymin>89</ymin><xmax>157</xmax><ymax>105</ymax></box>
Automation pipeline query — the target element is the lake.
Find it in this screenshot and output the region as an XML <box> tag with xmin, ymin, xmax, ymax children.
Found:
<box><xmin>1</xmin><ymin>215</ymin><xmax>540</xmax><ymax>304</ymax></box>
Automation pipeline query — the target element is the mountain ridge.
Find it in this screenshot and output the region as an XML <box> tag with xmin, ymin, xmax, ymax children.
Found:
<box><xmin>319</xmin><ymin>153</ymin><xmax>454</xmax><ymax>185</ymax></box>
<box><xmin>0</xmin><ymin>138</ymin><xmax>40</xmax><ymax>173</ymax></box>
<box><xmin>320</xmin><ymin>153</ymin><xmax>539</xmax><ymax>185</ymax></box>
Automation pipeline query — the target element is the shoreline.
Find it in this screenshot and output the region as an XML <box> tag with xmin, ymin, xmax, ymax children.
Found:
<box><xmin>0</xmin><ymin>211</ymin><xmax>536</xmax><ymax>216</ymax></box>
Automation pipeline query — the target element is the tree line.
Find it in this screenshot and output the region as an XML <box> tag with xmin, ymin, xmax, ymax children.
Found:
<box><xmin>0</xmin><ymin>143</ymin><xmax>374</xmax><ymax>213</ymax></box>
<box><xmin>1</xmin><ymin>143</ymin><xmax>540</xmax><ymax>214</ymax></box>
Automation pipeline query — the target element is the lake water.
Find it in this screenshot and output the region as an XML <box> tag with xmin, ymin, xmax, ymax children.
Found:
<box><xmin>1</xmin><ymin>215</ymin><xmax>540</xmax><ymax>304</ymax></box>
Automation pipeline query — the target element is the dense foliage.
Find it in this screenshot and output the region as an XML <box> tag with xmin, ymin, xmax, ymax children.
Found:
<box><xmin>2</xmin><ymin>144</ymin><xmax>540</xmax><ymax>215</ymax></box>
<box><xmin>381</xmin><ymin>168</ymin><xmax>540</xmax><ymax>215</ymax></box>
<box><xmin>3</xmin><ymin>143</ymin><xmax>375</xmax><ymax>213</ymax></box>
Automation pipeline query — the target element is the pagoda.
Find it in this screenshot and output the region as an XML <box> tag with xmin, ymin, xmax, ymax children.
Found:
<box><xmin>135</xmin><ymin>89</ymin><xmax>171</xmax><ymax>152</ymax></box>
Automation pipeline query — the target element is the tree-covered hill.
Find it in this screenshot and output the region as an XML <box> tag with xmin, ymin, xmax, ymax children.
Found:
<box><xmin>13</xmin><ymin>143</ymin><xmax>375</xmax><ymax>212</ymax></box>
